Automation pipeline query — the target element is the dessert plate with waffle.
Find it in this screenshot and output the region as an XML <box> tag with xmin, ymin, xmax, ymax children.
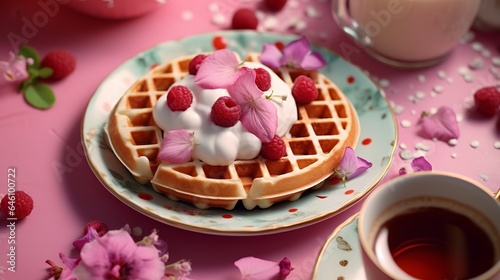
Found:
<box><xmin>82</xmin><ymin>31</ymin><xmax>397</xmax><ymax>235</ymax></box>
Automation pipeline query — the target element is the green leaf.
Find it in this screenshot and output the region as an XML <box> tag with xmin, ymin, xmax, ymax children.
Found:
<box><xmin>39</xmin><ymin>67</ymin><xmax>53</xmax><ymax>78</ymax></box>
<box><xmin>18</xmin><ymin>45</ymin><xmax>40</xmax><ymax>68</ymax></box>
<box><xmin>23</xmin><ymin>83</ymin><xmax>56</xmax><ymax>109</ymax></box>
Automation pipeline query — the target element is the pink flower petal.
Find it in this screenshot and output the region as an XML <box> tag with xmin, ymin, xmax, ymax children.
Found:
<box><xmin>158</xmin><ymin>129</ymin><xmax>195</xmax><ymax>163</ymax></box>
<box><xmin>72</xmin><ymin>227</ymin><xmax>99</xmax><ymax>251</ymax></box>
<box><xmin>300</xmin><ymin>51</ymin><xmax>327</xmax><ymax>70</ymax></box>
<box><xmin>259</xmin><ymin>44</ymin><xmax>283</xmax><ymax>69</ymax></box>
<box><xmin>227</xmin><ymin>68</ymin><xmax>277</xmax><ymax>142</ymax></box>
<box><xmin>411</xmin><ymin>156</ymin><xmax>432</xmax><ymax>172</ymax></box>
<box><xmin>335</xmin><ymin>146</ymin><xmax>372</xmax><ymax>182</ymax></box>
<box><xmin>234</xmin><ymin>256</ymin><xmax>281</xmax><ymax>280</ymax></box>
<box><xmin>418</xmin><ymin>106</ymin><xmax>460</xmax><ymax>142</ymax></box>
<box><xmin>194</xmin><ymin>49</ymin><xmax>243</xmax><ymax>89</ymax></box>
<box><xmin>349</xmin><ymin>156</ymin><xmax>373</xmax><ymax>179</ymax></box>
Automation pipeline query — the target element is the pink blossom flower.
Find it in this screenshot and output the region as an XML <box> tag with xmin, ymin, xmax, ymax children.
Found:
<box><xmin>0</xmin><ymin>52</ymin><xmax>33</xmax><ymax>83</ymax></box>
<box><xmin>235</xmin><ymin>256</ymin><xmax>292</xmax><ymax>280</ymax></box>
<box><xmin>399</xmin><ymin>156</ymin><xmax>432</xmax><ymax>175</ymax></box>
<box><xmin>194</xmin><ymin>49</ymin><xmax>244</xmax><ymax>89</ymax></box>
<box><xmin>418</xmin><ymin>106</ymin><xmax>459</xmax><ymax>142</ymax></box>
<box><xmin>259</xmin><ymin>37</ymin><xmax>326</xmax><ymax>70</ymax></box>
<box><xmin>73</xmin><ymin>227</ymin><xmax>99</xmax><ymax>251</ymax></box>
<box><xmin>227</xmin><ymin>68</ymin><xmax>278</xmax><ymax>142</ymax></box>
<box><xmin>73</xmin><ymin>229</ymin><xmax>165</xmax><ymax>280</ymax></box>
<box><xmin>164</xmin><ymin>259</ymin><xmax>192</xmax><ymax>279</ymax></box>
<box><xmin>334</xmin><ymin>146</ymin><xmax>372</xmax><ymax>185</ymax></box>
<box><xmin>158</xmin><ymin>129</ymin><xmax>196</xmax><ymax>163</ymax></box>
<box><xmin>46</xmin><ymin>253</ymin><xmax>79</xmax><ymax>280</ymax></box>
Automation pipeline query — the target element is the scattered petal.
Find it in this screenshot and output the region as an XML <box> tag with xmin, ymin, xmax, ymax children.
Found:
<box><xmin>158</xmin><ymin>129</ymin><xmax>196</xmax><ymax>163</ymax></box>
<box><xmin>195</xmin><ymin>49</ymin><xmax>243</xmax><ymax>89</ymax></box>
<box><xmin>411</xmin><ymin>156</ymin><xmax>432</xmax><ymax>172</ymax></box>
<box><xmin>418</xmin><ymin>106</ymin><xmax>460</xmax><ymax>142</ymax></box>
<box><xmin>334</xmin><ymin>147</ymin><xmax>372</xmax><ymax>184</ymax></box>
<box><xmin>235</xmin><ymin>256</ymin><xmax>284</xmax><ymax>280</ymax></box>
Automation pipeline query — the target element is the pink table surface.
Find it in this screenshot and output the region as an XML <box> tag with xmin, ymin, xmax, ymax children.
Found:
<box><xmin>0</xmin><ymin>0</ymin><xmax>499</xmax><ymax>279</ymax></box>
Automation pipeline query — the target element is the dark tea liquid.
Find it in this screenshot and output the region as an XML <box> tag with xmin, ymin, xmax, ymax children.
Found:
<box><xmin>376</xmin><ymin>206</ymin><xmax>496</xmax><ymax>280</ymax></box>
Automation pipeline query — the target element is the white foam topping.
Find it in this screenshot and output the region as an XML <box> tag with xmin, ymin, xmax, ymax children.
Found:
<box><xmin>153</xmin><ymin>62</ymin><xmax>298</xmax><ymax>166</ymax></box>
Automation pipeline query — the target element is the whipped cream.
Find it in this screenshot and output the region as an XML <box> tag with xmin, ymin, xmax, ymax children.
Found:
<box><xmin>153</xmin><ymin>61</ymin><xmax>297</xmax><ymax>166</ymax></box>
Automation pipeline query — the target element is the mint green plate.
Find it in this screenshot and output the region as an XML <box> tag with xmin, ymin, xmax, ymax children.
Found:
<box><xmin>82</xmin><ymin>30</ymin><xmax>397</xmax><ymax>236</ymax></box>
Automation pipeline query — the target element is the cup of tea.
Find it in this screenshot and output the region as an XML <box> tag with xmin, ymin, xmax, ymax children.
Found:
<box><xmin>358</xmin><ymin>171</ymin><xmax>500</xmax><ymax>280</ymax></box>
<box><xmin>331</xmin><ymin>0</ymin><xmax>481</xmax><ymax>68</ymax></box>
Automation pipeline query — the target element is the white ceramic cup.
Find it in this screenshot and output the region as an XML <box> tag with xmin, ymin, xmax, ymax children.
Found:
<box><xmin>331</xmin><ymin>0</ymin><xmax>481</xmax><ymax>68</ymax></box>
<box><xmin>358</xmin><ymin>171</ymin><xmax>500</xmax><ymax>280</ymax></box>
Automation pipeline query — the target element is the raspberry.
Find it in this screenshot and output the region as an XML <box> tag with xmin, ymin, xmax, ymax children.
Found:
<box><xmin>167</xmin><ymin>85</ymin><xmax>193</xmax><ymax>111</ymax></box>
<box><xmin>254</xmin><ymin>68</ymin><xmax>271</xmax><ymax>91</ymax></box>
<box><xmin>0</xmin><ymin>191</ymin><xmax>34</xmax><ymax>220</ymax></box>
<box><xmin>474</xmin><ymin>86</ymin><xmax>500</xmax><ymax>117</ymax></box>
<box><xmin>264</xmin><ymin>0</ymin><xmax>287</xmax><ymax>11</ymax></box>
<box><xmin>260</xmin><ymin>135</ymin><xmax>286</xmax><ymax>160</ymax></box>
<box><xmin>231</xmin><ymin>8</ymin><xmax>258</xmax><ymax>30</ymax></box>
<box><xmin>188</xmin><ymin>54</ymin><xmax>207</xmax><ymax>75</ymax></box>
<box><xmin>211</xmin><ymin>96</ymin><xmax>241</xmax><ymax>127</ymax></box>
<box><xmin>84</xmin><ymin>220</ymin><xmax>108</xmax><ymax>237</ymax></box>
<box><xmin>40</xmin><ymin>50</ymin><xmax>76</xmax><ymax>80</ymax></box>
<box><xmin>292</xmin><ymin>75</ymin><xmax>318</xmax><ymax>105</ymax></box>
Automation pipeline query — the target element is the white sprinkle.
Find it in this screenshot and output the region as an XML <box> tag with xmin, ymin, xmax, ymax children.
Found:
<box><xmin>262</xmin><ymin>16</ymin><xmax>279</xmax><ymax>30</ymax></box>
<box><xmin>181</xmin><ymin>11</ymin><xmax>193</xmax><ymax>21</ymax></box>
<box><xmin>407</xmin><ymin>95</ymin><xmax>417</xmax><ymax>103</ymax></box>
<box><xmin>458</xmin><ymin>66</ymin><xmax>469</xmax><ymax>76</ymax></box>
<box><xmin>411</xmin><ymin>109</ymin><xmax>417</xmax><ymax>115</ymax></box>
<box><xmin>415</xmin><ymin>142</ymin><xmax>431</xmax><ymax>151</ymax></box>
<box><xmin>379</xmin><ymin>79</ymin><xmax>390</xmax><ymax>88</ymax></box>
<box><xmin>494</xmin><ymin>141</ymin><xmax>500</xmax><ymax>149</ymax></box>
<box><xmin>400</xmin><ymin>119</ymin><xmax>412</xmax><ymax>128</ymax></box>
<box><xmin>451</xmin><ymin>152</ymin><xmax>457</xmax><ymax>158</ymax></box>
<box><xmin>469</xmin><ymin>57</ymin><xmax>485</xmax><ymax>70</ymax></box>
<box><xmin>293</xmin><ymin>19</ymin><xmax>307</xmax><ymax>31</ymax></box>
<box><xmin>448</xmin><ymin>138</ymin><xmax>458</xmax><ymax>146</ymax></box>
<box><xmin>470</xmin><ymin>140</ymin><xmax>480</xmax><ymax>148</ymax></box>
<box><xmin>446</xmin><ymin>77</ymin><xmax>453</xmax><ymax>84</ymax></box>
<box><xmin>463</xmin><ymin>72</ymin><xmax>475</xmax><ymax>83</ymax></box>
<box><xmin>429</xmin><ymin>107</ymin><xmax>438</xmax><ymax>115</ymax></box>
<box><xmin>433</xmin><ymin>85</ymin><xmax>444</xmax><ymax>93</ymax></box>
<box><xmin>305</xmin><ymin>6</ymin><xmax>320</xmax><ymax>18</ymax></box>
<box><xmin>288</xmin><ymin>0</ymin><xmax>299</xmax><ymax>8</ymax></box>
<box><xmin>418</xmin><ymin>75</ymin><xmax>426</xmax><ymax>83</ymax></box>
<box><xmin>492</xmin><ymin>57</ymin><xmax>500</xmax><ymax>67</ymax></box>
<box><xmin>479</xmin><ymin>174</ymin><xmax>489</xmax><ymax>181</ymax></box>
<box><xmin>399</xmin><ymin>149</ymin><xmax>414</xmax><ymax>160</ymax></box>
<box><xmin>481</xmin><ymin>49</ymin><xmax>491</xmax><ymax>57</ymax></box>
<box><xmin>132</xmin><ymin>227</ymin><xmax>143</xmax><ymax>236</ymax></box>
<box><xmin>461</xmin><ymin>31</ymin><xmax>475</xmax><ymax>43</ymax></box>
<box><xmin>211</xmin><ymin>13</ymin><xmax>225</xmax><ymax>25</ymax></box>
<box><xmin>415</xmin><ymin>91</ymin><xmax>425</xmax><ymax>100</ymax></box>
<box><xmin>393</xmin><ymin>104</ymin><xmax>405</xmax><ymax>114</ymax></box>
<box><xmin>399</xmin><ymin>143</ymin><xmax>408</xmax><ymax>149</ymax></box>
<box><xmin>437</xmin><ymin>70</ymin><xmax>446</xmax><ymax>79</ymax></box>
<box><xmin>471</xmin><ymin>42</ymin><xmax>484</xmax><ymax>52</ymax></box>
<box><xmin>208</xmin><ymin>2</ymin><xmax>219</xmax><ymax>12</ymax></box>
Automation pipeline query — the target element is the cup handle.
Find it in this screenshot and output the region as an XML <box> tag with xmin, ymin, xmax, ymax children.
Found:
<box><xmin>331</xmin><ymin>0</ymin><xmax>372</xmax><ymax>47</ymax></box>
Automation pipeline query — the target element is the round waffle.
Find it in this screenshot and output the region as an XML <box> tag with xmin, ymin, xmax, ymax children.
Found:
<box><xmin>106</xmin><ymin>53</ymin><xmax>360</xmax><ymax>210</ymax></box>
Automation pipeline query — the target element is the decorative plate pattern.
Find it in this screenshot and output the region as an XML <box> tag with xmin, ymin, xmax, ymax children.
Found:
<box><xmin>82</xmin><ymin>30</ymin><xmax>397</xmax><ymax>235</ymax></box>
<box><xmin>312</xmin><ymin>214</ymin><xmax>366</xmax><ymax>279</ymax></box>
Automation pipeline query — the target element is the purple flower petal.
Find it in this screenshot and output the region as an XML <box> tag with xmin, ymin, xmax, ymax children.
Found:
<box><xmin>335</xmin><ymin>146</ymin><xmax>372</xmax><ymax>182</ymax></box>
<box><xmin>300</xmin><ymin>51</ymin><xmax>327</xmax><ymax>70</ymax></box>
<box><xmin>234</xmin><ymin>256</ymin><xmax>281</xmax><ymax>280</ymax></box>
<box><xmin>279</xmin><ymin>257</ymin><xmax>293</xmax><ymax>276</ymax></box>
<box><xmin>411</xmin><ymin>156</ymin><xmax>432</xmax><ymax>172</ymax></box>
<box><xmin>158</xmin><ymin>129</ymin><xmax>195</xmax><ymax>163</ymax></box>
<box><xmin>349</xmin><ymin>156</ymin><xmax>373</xmax><ymax>179</ymax></box>
<box><xmin>72</xmin><ymin>227</ymin><xmax>99</xmax><ymax>251</ymax></box>
<box><xmin>259</xmin><ymin>44</ymin><xmax>283</xmax><ymax>69</ymax></box>
<box><xmin>280</xmin><ymin>37</ymin><xmax>310</xmax><ymax>68</ymax></box>
<box><xmin>418</xmin><ymin>106</ymin><xmax>460</xmax><ymax>142</ymax></box>
<box><xmin>194</xmin><ymin>49</ymin><xmax>243</xmax><ymax>89</ymax></box>
<box><xmin>227</xmin><ymin>68</ymin><xmax>278</xmax><ymax>142</ymax></box>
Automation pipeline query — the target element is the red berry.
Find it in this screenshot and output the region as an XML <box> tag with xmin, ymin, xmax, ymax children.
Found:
<box><xmin>261</xmin><ymin>135</ymin><xmax>286</xmax><ymax>160</ymax></box>
<box><xmin>473</xmin><ymin>86</ymin><xmax>500</xmax><ymax>117</ymax></box>
<box><xmin>231</xmin><ymin>8</ymin><xmax>258</xmax><ymax>30</ymax></box>
<box><xmin>292</xmin><ymin>75</ymin><xmax>318</xmax><ymax>105</ymax></box>
<box><xmin>84</xmin><ymin>220</ymin><xmax>108</xmax><ymax>237</ymax></box>
<box><xmin>40</xmin><ymin>50</ymin><xmax>76</xmax><ymax>80</ymax></box>
<box><xmin>0</xmin><ymin>191</ymin><xmax>34</xmax><ymax>220</ymax></box>
<box><xmin>254</xmin><ymin>68</ymin><xmax>271</xmax><ymax>91</ymax></box>
<box><xmin>264</xmin><ymin>0</ymin><xmax>287</xmax><ymax>11</ymax></box>
<box><xmin>211</xmin><ymin>96</ymin><xmax>241</xmax><ymax>127</ymax></box>
<box><xmin>167</xmin><ymin>85</ymin><xmax>193</xmax><ymax>111</ymax></box>
<box><xmin>189</xmin><ymin>54</ymin><xmax>207</xmax><ymax>75</ymax></box>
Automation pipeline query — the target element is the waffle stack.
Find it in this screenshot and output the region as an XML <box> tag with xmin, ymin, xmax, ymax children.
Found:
<box><xmin>106</xmin><ymin>52</ymin><xmax>359</xmax><ymax>210</ymax></box>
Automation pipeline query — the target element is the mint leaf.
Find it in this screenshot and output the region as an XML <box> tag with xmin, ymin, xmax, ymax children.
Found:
<box><xmin>18</xmin><ymin>45</ymin><xmax>40</xmax><ymax>68</ymax></box>
<box><xmin>39</xmin><ymin>67</ymin><xmax>53</xmax><ymax>78</ymax></box>
<box><xmin>23</xmin><ymin>83</ymin><xmax>56</xmax><ymax>109</ymax></box>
